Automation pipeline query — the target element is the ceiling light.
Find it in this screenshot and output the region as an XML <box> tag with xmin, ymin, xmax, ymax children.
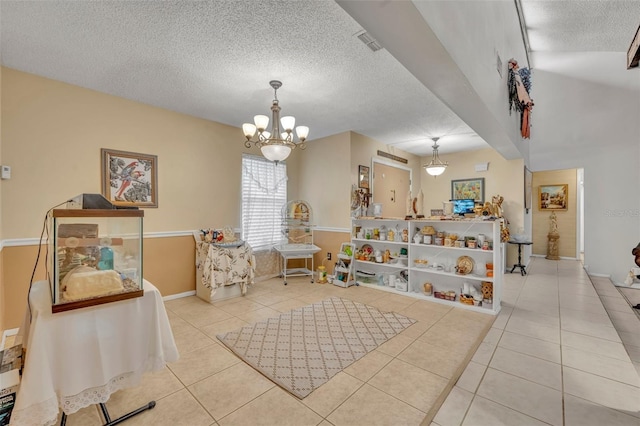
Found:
<box><xmin>424</xmin><ymin>137</ymin><xmax>448</xmax><ymax>177</ymax></box>
<box><xmin>243</xmin><ymin>80</ymin><xmax>309</xmax><ymax>163</ymax></box>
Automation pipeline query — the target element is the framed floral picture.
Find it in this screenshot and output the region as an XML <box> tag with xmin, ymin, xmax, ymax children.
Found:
<box><xmin>539</xmin><ymin>184</ymin><xmax>568</xmax><ymax>210</ymax></box>
<box><xmin>451</xmin><ymin>178</ymin><xmax>485</xmax><ymax>203</ymax></box>
<box><xmin>101</xmin><ymin>148</ymin><xmax>158</xmax><ymax>208</ymax></box>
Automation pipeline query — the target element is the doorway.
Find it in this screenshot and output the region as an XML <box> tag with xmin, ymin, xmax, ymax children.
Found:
<box><xmin>371</xmin><ymin>158</ymin><xmax>411</xmax><ymax>218</ymax></box>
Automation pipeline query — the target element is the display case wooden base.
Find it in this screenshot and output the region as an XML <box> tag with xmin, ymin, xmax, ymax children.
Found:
<box><xmin>51</xmin><ymin>289</ymin><xmax>144</xmax><ymax>313</ymax></box>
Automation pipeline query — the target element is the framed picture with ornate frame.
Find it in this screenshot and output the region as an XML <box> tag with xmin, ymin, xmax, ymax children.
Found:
<box><xmin>101</xmin><ymin>148</ymin><xmax>158</xmax><ymax>208</ymax></box>
<box><xmin>538</xmin><ymin>184</ymin><xmax>568</xmax><ymax>210</ymax></box>
<box><xmin>358</xmin><ymin>165</ymin><xmax>370</xmax><ymax>189</ymax></box>
<box><xmin>451</xmin><ymin>178</ymin><xmax>485</xmax><ymax>203</ymax></box>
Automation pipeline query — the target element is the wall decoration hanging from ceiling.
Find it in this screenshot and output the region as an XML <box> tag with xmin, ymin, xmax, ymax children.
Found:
<box><xmin>101</xmin><ymin>148</ymin><xmax>158</xmax><ymax>208</ymax></box>
<box><xmin>508</xmin><ymin>58</ymin><xmax>534</xmax><ymax>139</ymax></box>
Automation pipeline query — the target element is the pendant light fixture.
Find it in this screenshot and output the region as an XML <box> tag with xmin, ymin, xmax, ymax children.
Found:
<box><xmin>424</xmin><ymin>137</ymin><xmax>448</xmax><ymax>177</ymax></box>
<box><xmin>242</xmin><ymin>80</ymin><xmax>309</xmax><ymax>163</ymax></box>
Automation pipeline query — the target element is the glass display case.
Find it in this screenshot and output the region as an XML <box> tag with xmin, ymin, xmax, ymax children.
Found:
<box><xmin>49</xmin><ymin>209</ymin><xmax>144</xmax><ymax>313</ymax></box>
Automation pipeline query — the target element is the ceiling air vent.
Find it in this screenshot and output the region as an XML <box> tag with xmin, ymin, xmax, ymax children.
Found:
<box><xmin>356</xmin><ymin>31</ymin><xmax>382</xmax><ymax>52</ymax></box>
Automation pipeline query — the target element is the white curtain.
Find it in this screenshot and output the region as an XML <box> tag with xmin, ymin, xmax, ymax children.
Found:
<box><xmin>241</xmin><ymin>154</ymin><xmax>287</xmax><ymax>252</ymax></box>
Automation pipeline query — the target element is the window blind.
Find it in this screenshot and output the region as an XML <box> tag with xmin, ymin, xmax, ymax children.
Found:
<box><xmin>241</xmin><ymin>154</ymin><xmax>287</xmax><ymax>251</ymax></box>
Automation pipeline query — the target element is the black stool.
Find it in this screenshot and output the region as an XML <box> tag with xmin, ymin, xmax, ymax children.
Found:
<box><xmin>508</xmin><ymin>240</ymin><xmax>532</xmax><ymax>276</ymax></box>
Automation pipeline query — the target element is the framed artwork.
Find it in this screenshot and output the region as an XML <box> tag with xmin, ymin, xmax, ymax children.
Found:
<box><xmin>358</xmin><ymin>165</ymin><xmax>370</xmax><ymax>189</ymax></box>
<box><xmin>451</xmin><ymin>178</ymin><xmax>485</xmax><ymax>203</ymax></box>
<box><xmin>524</xmin><ymin>167</ymin><xmax>533</xmax><ymax>213</ymax></box>
<box><xmin>101</xmin><ymin>148</ymin><xmax>158</xmax><ymax>208</ymax></box>
<box><xmin>538</xmin><ymin>184</ymin><xmax>568</xmax><ymax>210</ymax></box>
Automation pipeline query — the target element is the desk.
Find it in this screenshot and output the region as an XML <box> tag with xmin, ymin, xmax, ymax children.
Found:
<box><xmin>508</xmin><ymin>240</ymin><xmax>533</xmax><ymax>276</ymax></box>
<box><xmin>195</xmin><ymin>241</ymin><xmax>255</xmax><ymax>302</ymax></box>
<box><xmin>11</xmin><ymin>280</ymin><xmax>178</xmax><ymax>426</ymax></box>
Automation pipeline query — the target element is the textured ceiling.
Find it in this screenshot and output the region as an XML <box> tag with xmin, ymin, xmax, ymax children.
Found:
<box><xmin>1</xmin><ymin>1</ymin><xmax>638</xmax><ymax>157</ymax></box>
<box><xmin>521</xmin><ymin>0</ymin><xmax>640</xmax><ymax>53</ymax></box>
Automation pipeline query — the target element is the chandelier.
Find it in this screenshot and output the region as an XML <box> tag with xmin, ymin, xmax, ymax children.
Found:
<box><xmin>424</xmin><ymin>137</ymin><xmax>448</xmax><ymax>176</ymax></box>
<box><xmin>242</xmin><ymin>80</ymin><xmax>309</xmax><ymax>163</ymax></box>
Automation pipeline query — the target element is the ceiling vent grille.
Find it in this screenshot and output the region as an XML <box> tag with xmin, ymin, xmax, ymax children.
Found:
<box><xmin>356</xmin><ymin>31</ymin><xmax>382</xmax><ymax>52</ymax></box>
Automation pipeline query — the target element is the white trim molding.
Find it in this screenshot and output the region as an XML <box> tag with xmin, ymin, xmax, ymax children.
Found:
<box><xmin>162</xmin><ymin>290</ymin><xmax>196</xmax><ymax>301</ymax></box>
<box><xmin>1</xmin><ymin>230</ymin><xmax>196</xmax><ymax>247</ymax></box>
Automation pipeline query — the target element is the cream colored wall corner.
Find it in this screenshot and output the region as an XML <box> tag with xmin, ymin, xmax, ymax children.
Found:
<box><xmin>531</xmin><ymin>169</ymin><xmax>577</xmax><ymax>259</ymax></box>
<box><xmin>1</xmin><ymin>67</ymin><xmax>255</xmax><ymax>239</ymax></box>
<box><xmin>350</xmin><ymin>132</ymin><xmax>423</xmax><ymax>205</ymax></box>
<box><xmin>0</xmin><ymin>65</ymin><xmax>5</xmax><ymax>333</ymax></box>
<box><xmin>297</xmin><ymin>132</ymin><xmax>351</xmax><ymax>228</ymax></box>
<box><xmin>420</xmin><ymin>148</ymin><xmax>525</xmax><ymax>268</ymax></box>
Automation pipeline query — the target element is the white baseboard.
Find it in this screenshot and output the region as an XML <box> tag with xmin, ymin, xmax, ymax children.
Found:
<box><xmin>588</xmin><ymin>273</ymin><xmax>611</xmax><ymax>278</ymax></box>
<box><xmin>162</xmin><ymin>290</ymin><xmax>196</xmax><ymax>301</ymax></box>
<box><xmin>530</xmin><ymin>254</ymin><xmax>578</xmax><ymax>260</ymax></box>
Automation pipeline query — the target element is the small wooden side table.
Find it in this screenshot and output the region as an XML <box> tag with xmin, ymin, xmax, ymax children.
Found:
<box><xmin>508</xmin><ymin>240</ymin><xmax>533</xmax><ymax>276</ymax></box>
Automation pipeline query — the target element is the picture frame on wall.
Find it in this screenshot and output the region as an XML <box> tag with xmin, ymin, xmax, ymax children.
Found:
<box><xmin>524</xmin><ymin>167</ymin><xmax>533</xmax><ymax>213</ymax></box>
<box><xmin>539</xmin><ymin>184</ymin><xmax>568</xmax><ymax>210</ymax></box>
<box><xmin>358</xmin><ymin>165</ymin><xmax>370</xmax><ymax>189</ymax></box>
<box><xmin>451</xmin><ymin>178</ymin><xmax>485</xmax><ymax>203</ymax></box>
<box><xmin>101</xmin><ymin>148</ymin><xmax>158</xmax><ymax>208</ymax></box>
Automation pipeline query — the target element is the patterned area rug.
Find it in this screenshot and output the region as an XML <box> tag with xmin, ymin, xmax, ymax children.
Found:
<box><xmin>217</xmin><ymin>297</ymin><xmax>416</xmax><ymax>398</ymax></box>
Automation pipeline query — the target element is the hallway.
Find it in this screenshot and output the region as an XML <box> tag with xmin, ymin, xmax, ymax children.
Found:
<box><xmin>433</xmin><ymin>257</ymin><xmax>640</xmax><ymax>425</ymax></box>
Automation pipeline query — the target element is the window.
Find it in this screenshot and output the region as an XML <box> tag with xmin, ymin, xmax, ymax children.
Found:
<box><xmin>241</xmin><ymin>154</ymin><xmax>287</xmax><ymax>251</ymax></box>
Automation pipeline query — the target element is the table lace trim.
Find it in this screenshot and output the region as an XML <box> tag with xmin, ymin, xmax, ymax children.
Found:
<box><xmin>59</xmin><ymin>371</ymin><xmax>139</xmax><ymax>415</ymax></box>
<box><xmin>10</xmin><ymin>394</ymin><xmax>59</xmax><ymax>426</ymax></box>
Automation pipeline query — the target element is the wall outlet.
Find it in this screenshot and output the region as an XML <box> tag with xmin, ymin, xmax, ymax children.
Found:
<box><xmin>1</xmin><ymin>165</ymin><xmax>11</xmax><ymax>180</ymax></box>
<box><xmin>327</xmin><ymin>252</ymin><xmax>332</xmax><ymax>260</ymax></box>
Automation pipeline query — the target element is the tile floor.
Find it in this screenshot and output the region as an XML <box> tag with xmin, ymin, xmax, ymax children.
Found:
<box><xmin>433</xmin><ymin>257</ymin><xmax>640</xmax><ymax>426</ymax></box>
<box><xmin>58</xmin><ymin>257</ymin><xmax>640</xmax><ymax>425</ymax></box>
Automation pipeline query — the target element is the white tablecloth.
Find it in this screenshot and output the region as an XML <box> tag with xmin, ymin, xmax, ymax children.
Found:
<box><xmin>11</xmin><ymin>280</ymin><xmax>179</xmax><ymax>426</ymax></box>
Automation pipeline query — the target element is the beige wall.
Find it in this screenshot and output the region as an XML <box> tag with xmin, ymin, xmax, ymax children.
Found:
<box><xmin>298</xmin><ymin>132</ymin><xmax>351</xmax><ymax>228</ymax></box>
<box><xmin>0</xmin><ymin>68</ymin><xmax>282</xmax><ymax>329</ymax></box>
<box><xmin>1</xmin><ymin>66</ymin><xmax>4</xmax><ymax>333</ymax></box>
<box><xmin>350</xmin><ymin>132</ymin><xmax>422</xmax><ymax>221</ymax></box>
<box><xmin>2</xmin><ymin>235</ymin><xmax>195</xmax><ymax>330</ymax></box>
<box><xmin>420</xmin><ymin>148</ymin><xmax>525</xmax><ymax>266</ymax></box>
<box><xmin>0</xmin><ymin>67</ymin><xmax>534</xmax><ymax>329</ymax></box>
<box><xmin>312</xmin><ymin>230</ymin><xmax>352</xmax><ymax>275</ymax></box>
<box><xmin>532</xmin><ymin>169</ymin><xmax>577</xmax><ymax>258</ymax></box>
<box><xmin>1</xmin><ymin>68</ymin><xmax>254</xmax><ymax>239</ymax></box>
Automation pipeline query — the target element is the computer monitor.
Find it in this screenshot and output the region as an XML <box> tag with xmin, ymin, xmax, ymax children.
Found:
<box><xmin>453</xmin><ymin>199</ymin><xmax>475</xmax><ymax>215</ymax></box>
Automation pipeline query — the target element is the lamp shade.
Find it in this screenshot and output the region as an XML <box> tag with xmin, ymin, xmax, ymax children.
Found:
<box><xmin>253</xmin><ymin>115</ymin><xmax>269</xmax><ymax>131</ymax></box>
<box><xmin>280</xmin><ymin>116</ymin><xmax>295</xmax><ymax>132</ymax></box>
<box><xmin>296</xmin><ymin>126</ymin><xmax>309</xmax><ymax>141</ymax></box>
<box><xmin>425</xmin><ymin>165</ymin><xmax>447</xmax><ymax>176</ymax></box>
<box><xmin>242</xmin><ymin>123</ymin><xmax>257</xmax><ymax>138</ymax></box>
<box><xmin>261</xmin><ymin>144</ymin><xmax>292</xmax><ymax>162</ymax></box>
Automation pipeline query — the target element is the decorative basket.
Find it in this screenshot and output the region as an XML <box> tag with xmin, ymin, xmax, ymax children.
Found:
<box><xmin>421</xmin><ymin>226</ymin><xmax>436</xmax><ymax>235</ymax></box>
<box><xmin>459</xmin><ymin>294</ymin><xmax>474</xmax><ymax>305</ymax></box>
